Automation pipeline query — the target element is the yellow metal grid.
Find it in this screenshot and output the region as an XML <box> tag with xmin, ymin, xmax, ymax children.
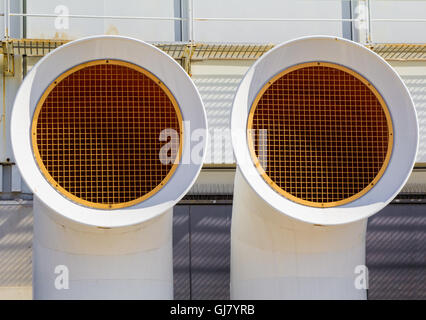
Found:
<box><xmin>32</xmin><ymin>60</ymin><xmax>183</xmax><ymax>209</ymax></box>
<box><xmin>247</xmin><ymin>62</ymin><xmax>393</xmax><ymax>208</ymax></box>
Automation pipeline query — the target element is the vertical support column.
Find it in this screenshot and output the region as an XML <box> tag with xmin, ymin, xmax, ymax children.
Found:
<box><xmin>366</xmin><ymin>0</ymin><xmax>372</xmax><ymax>43</ymax></box>
<box><xmin>352</xmin><ymin>0</ymin><xmax>371</xmax><ymax>44</ymax></box>
<box><xmin>1</xmin><ymin>55</ymin><xmax>22</xmax><ymax>194</ymax></box>
<box><xmin>180</xmin><ymin>1</ymin><xmax>195</xmax><ymax>75</ymax></box>
<box><xmin>181</xmin><ymin>0</ymin><xmax>194</xmax><ymax>42</ymax></box>
<box><xmin>341</xmin><ymin>0</ymin><xmax>353</xmax><ymax>40</ymax></box>
<box><xmin>188</xmin><ymin>0</ymin><xmax>194</xmax><ymax>43</ymax></box>
<box><xmin>3</xmin><ymin>0</ymin><xmax>10</xmax><ymax>39</ymax></box>
<box><xmin>1</xmin><ymin>0</ymin><xmax>24</xmax><ymax>195</ymax></box>
<box><xmin>173</xmin><ymin>0</ymin><xmax>182</xmax><ymax>42</ymax></box>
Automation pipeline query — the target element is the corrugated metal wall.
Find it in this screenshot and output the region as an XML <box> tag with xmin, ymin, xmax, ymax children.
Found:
<box><xmin>173</xmin><ymin>204</ymin><xmax>426</xmax><ymax>300</ymax></box>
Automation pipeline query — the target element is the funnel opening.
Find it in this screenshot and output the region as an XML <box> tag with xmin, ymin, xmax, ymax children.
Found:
<box><xmin>32</xmin><ymin>59</ymin><xmax>183</xmax><ymax>209</ymax></box>
<box><xmin>247</xmin><ymin>62</ymin><xmax>393</xmax><ymax>208</ymax></box>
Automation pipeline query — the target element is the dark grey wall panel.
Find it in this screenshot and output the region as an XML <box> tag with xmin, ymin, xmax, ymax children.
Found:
<box><xmin>173</xmin><ymin>203</ymin><xmax>426</xmax><ymax>300</ymax></box>
<box><xmin>189</xmin><ymin>205</ymin><xmax>231</xmax><ymax>300</ymax></box>
<box><xmin>173</xmin><ymin>205</ymin><xmax>191</xmax><ymax>300</ymax></box>
<box><xmin>366</xmin><ymin>204</ymin><xmax>426</xmax><ymax>300</ymax></box>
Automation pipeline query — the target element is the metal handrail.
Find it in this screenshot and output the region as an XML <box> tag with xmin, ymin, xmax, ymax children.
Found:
<box><xmin>2</xmin><ymin>13</ymin><xmax>185</xmax><ymax>21</ymax></box>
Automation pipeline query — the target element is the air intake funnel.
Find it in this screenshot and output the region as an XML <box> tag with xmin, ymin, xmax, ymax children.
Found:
<box><xmin>11</xmin><ymin>36</ymin><xmax>207</xmax><ymax>299</ymax></box>
<box><xmin>230</xmin><ymin>36</ymin><xmax>418</xmax><ymax>299</ymax></box>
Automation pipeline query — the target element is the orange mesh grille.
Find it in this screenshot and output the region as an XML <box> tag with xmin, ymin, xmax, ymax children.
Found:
<box><xmin>32</xmin><ymin>60</ymin><xmax>182</xmax><ymax>209</ymax></box>
<box><xmin>248</xmin><ymin>62</ymin><xmax>393</xmax><ymax>207</ymax></box>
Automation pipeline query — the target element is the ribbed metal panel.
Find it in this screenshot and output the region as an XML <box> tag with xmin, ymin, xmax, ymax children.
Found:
<box><xmin>0</xmin><ymin>202</ymin><xmax>32</xmax><ymax>288</ymax></box>
<box><xmin>400</xmin><ymin>74</ymin><xmax>426</xmax><ymax>163</ymax></box>
<box><xmin>366</xmin><ymin>204</ymin><xmax>426</xmax><ymax>300</ymax></box>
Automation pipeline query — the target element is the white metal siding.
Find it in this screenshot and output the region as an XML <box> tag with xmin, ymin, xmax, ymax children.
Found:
<box><xmin>192</xmin><ymin>0</ymin><xmax>343</xmax><ymax>42</ymax></box>
<box><xmin>370</xmin><ymin>0</ymin><xmax>426</xmax><ymax>43</ymax></box>
<box><xmin>0</xmin><ymin>202</ymin><xmax>33</xmax><ymax>299</ymax></box>
<box><xmin>25</xmin><ymin>0</ymin><xmax>180</xmax><ymax>41</ymax></box>
<box><xmin>390</xmin><ymin>61</ymin><xmax>426</xmax><ymax>163</ymax></box>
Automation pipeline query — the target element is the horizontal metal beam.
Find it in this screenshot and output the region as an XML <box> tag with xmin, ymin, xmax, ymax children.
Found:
<box><xmin>1</xmin><ymin>38</ymin><xmax>68</xmax><ymax>57</ymax></box>
<box><xmin>2</xmin><ymin>39</ymin><xmax>426</xmax><ymax>62</ymax></box>
<box><xmin>366</xmin><ymin>43</ymin><xmax>426</xmax><ymax>61</ymax></box>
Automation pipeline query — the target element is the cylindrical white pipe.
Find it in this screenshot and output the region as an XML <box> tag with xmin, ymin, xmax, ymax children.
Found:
<box><xmin>33</xmin><ymin>197</ymin><xmax>173</xmax><ymax>299</ymax></box>
<box><xmin>11</xmin><ymin>36</ymin><xmax>207</xmax><ymax>299</ymax></box>
<box><xmin>231</xmin><ymin>169</ymin><xmax>367</xmax><ymax>299</ymax></box>
<box><xmin>230</xmin><ymin>36</ymin><xmax>418</xmax><ymax>299</ymax></box>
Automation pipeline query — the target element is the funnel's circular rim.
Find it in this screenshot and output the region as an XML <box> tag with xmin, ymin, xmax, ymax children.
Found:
<box><xmin>246</xmin><ymin>61</ymin><xmax>394</xmax><ymax>208</ymax></box>
<box><xmin>11</xmin><ymin>35</ymin><xmax>207</xmax><ymax>228</ymax></box>
<box><xmin>31</xmin><ymin>59</ymin><xmax>184</xmax><ymax>210</ymax></box>
<box><xmin>231</xmin><ymin>36</ymin><xmax>418</xmax><ymax>225</ymax></box>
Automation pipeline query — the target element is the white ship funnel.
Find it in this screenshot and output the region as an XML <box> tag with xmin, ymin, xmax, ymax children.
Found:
<box><xmin>230</xmin><ymin>36</ymin><xmax>418</xmax><ymax>299</ymax></box>
<box><xmin>11</xmin><ymin>36</ymin><xmax>207</xmax><ymax>299</ymax></box>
